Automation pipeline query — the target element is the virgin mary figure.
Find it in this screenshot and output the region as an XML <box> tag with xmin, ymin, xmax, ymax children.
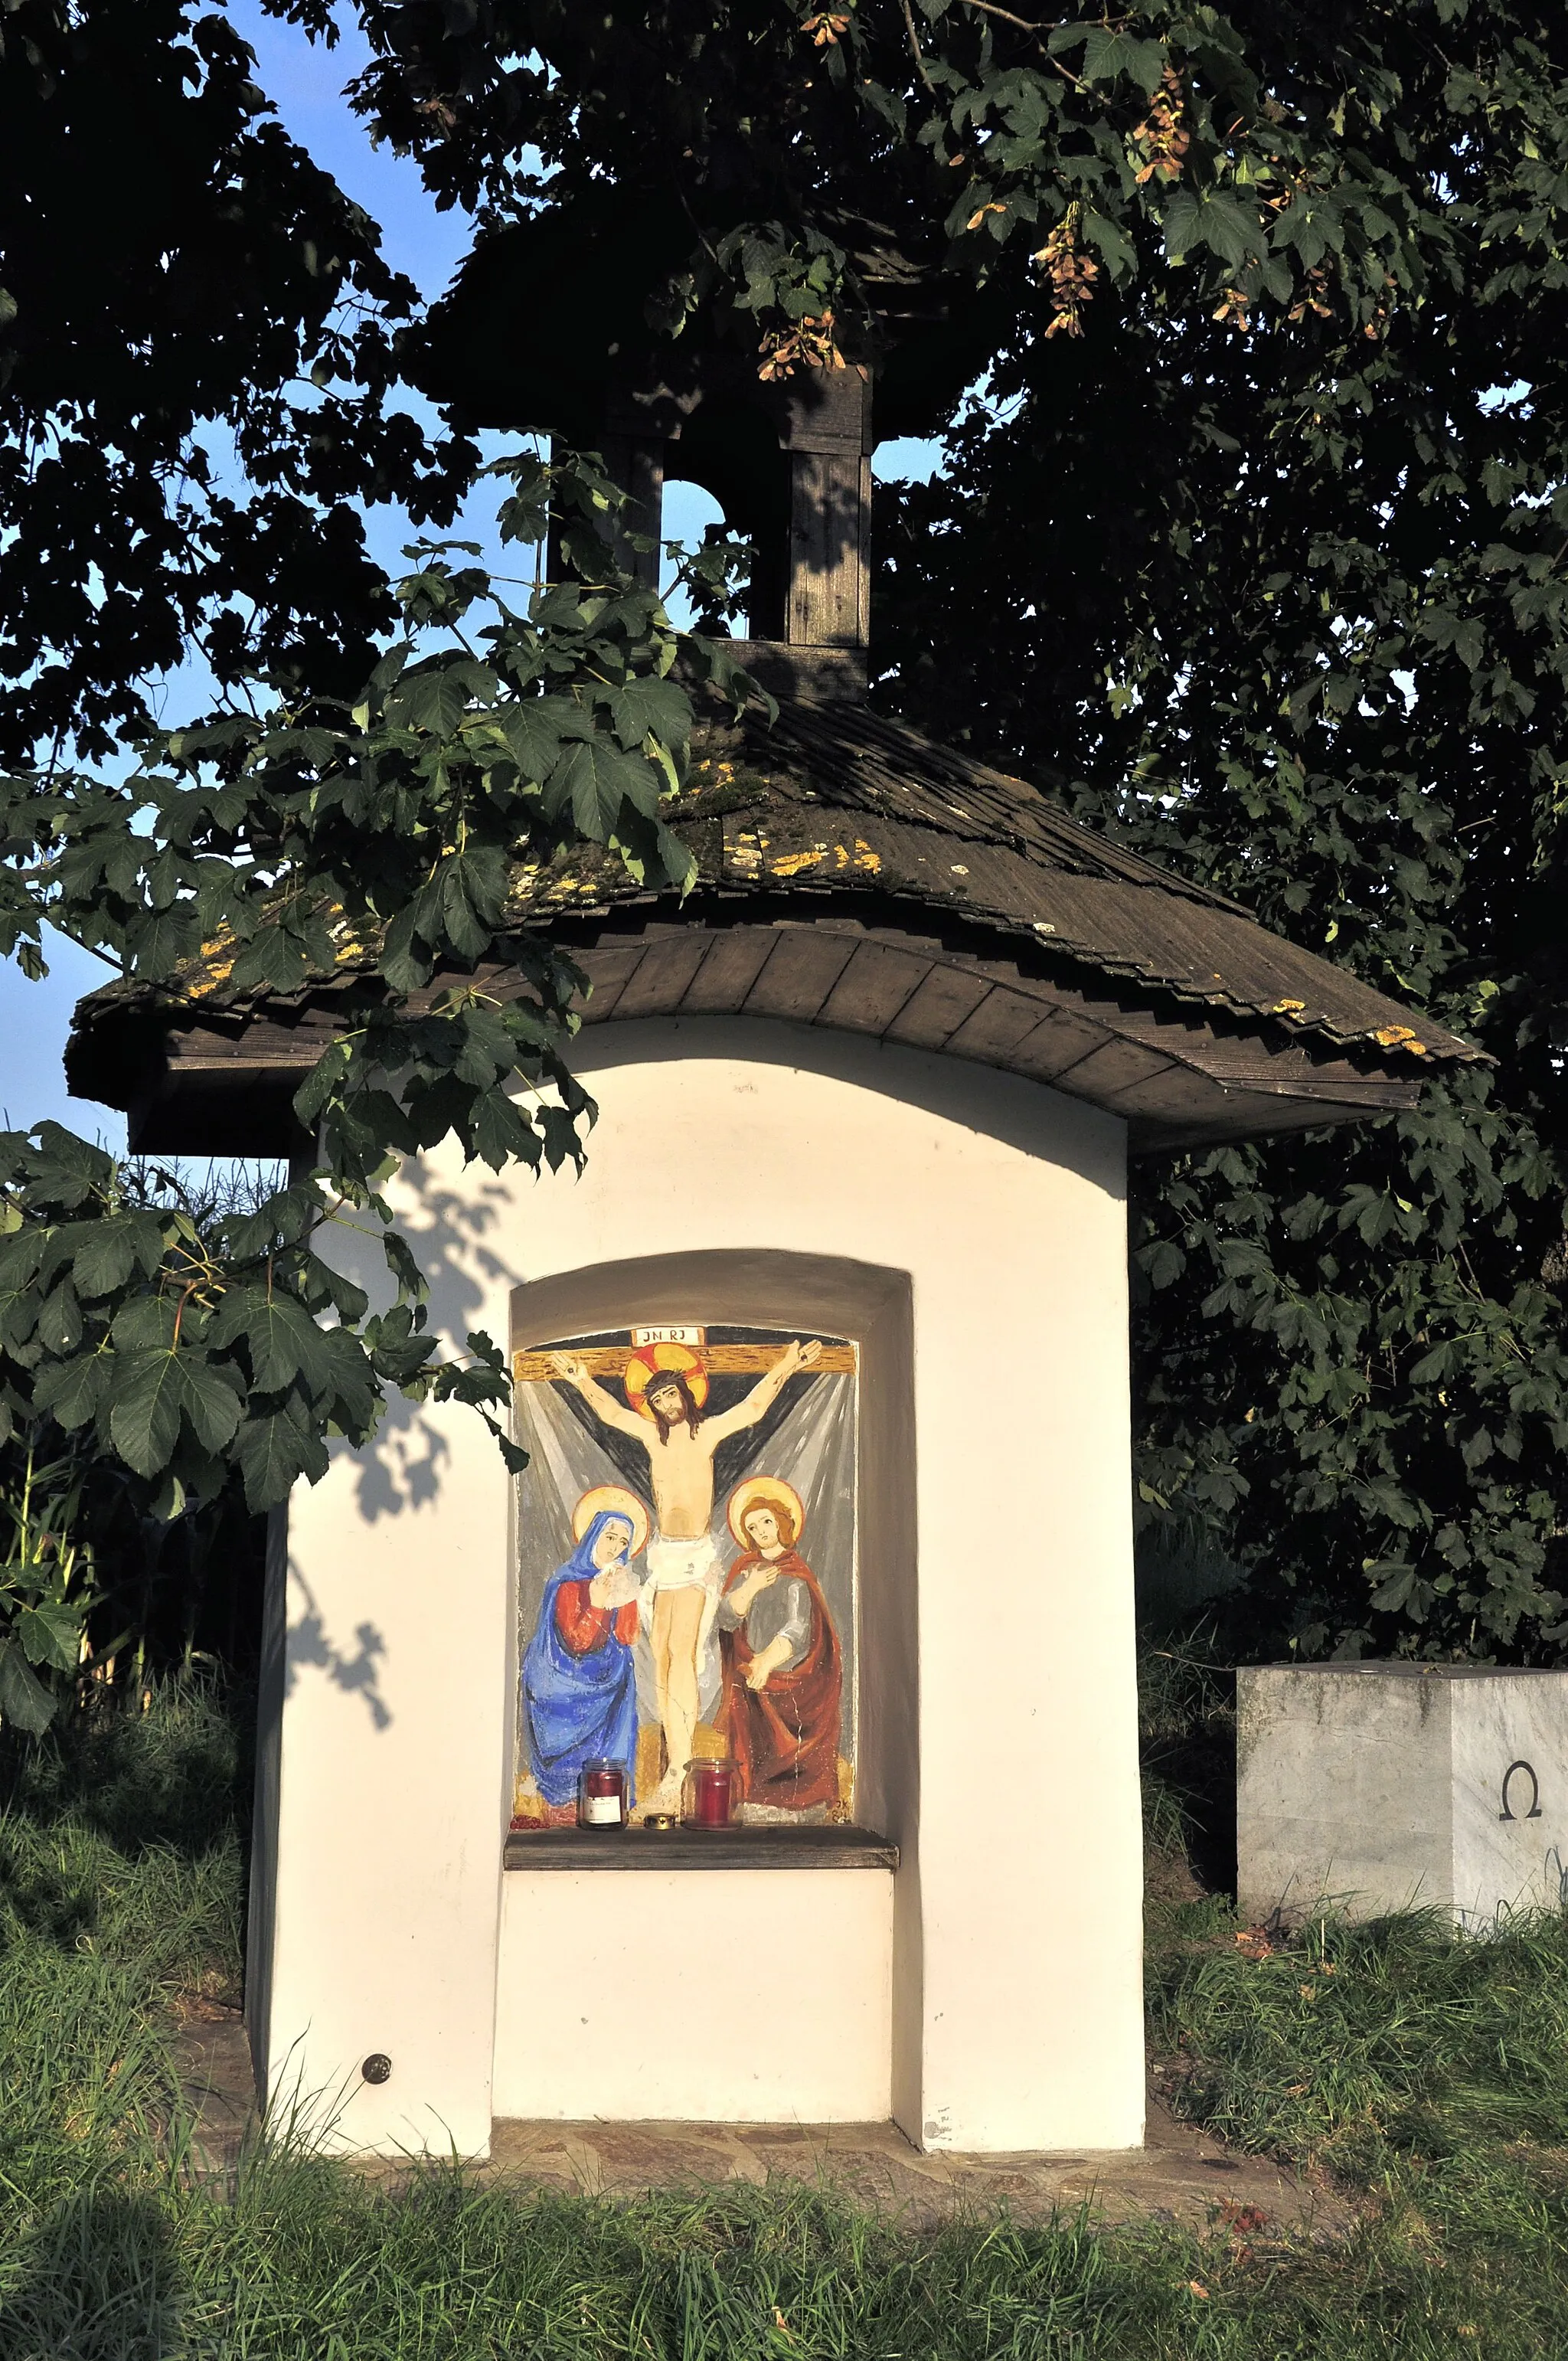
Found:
<box><xmin>521</xmin><ymin>1488</ymin><xmax>648</xmax><ymax>1810</ymax></box>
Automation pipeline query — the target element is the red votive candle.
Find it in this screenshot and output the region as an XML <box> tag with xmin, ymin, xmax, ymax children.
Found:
<box><xmin>682</xmin><ymin>1758</ymin><xmax>738</xmax><ymax>1830</ymax></box>
<box><xmin>577</xmin><ymin>1760</ymin><xmax>627</xmax><ymax>1830</ymax></box>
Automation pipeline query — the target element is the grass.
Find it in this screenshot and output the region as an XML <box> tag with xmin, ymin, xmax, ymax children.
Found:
<box><xmin>3</xmin><ymin>1677</ymin><xmax>1568</xmax><ymax>2355</ymax></box>
<box><xmin>1146</xmin><ymin>1897</ymin><xmax>1568</xmax><ymax>2354</ymax></box>
<box><xmin>1137</xmin><ymin>1622</ymin><xmax>1235</xmax><ymax>1888</ymax></box>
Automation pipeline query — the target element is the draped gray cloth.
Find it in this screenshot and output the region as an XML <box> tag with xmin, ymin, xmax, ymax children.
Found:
<box><xmin>514</xmin><ymin>1333</ymin><xmax>857</xmax><ymax>1758</ymax></box>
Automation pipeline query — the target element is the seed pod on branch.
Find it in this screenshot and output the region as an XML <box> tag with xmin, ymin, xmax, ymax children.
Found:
<box><xmin>1033</xmin><ymin>204</ymin><xmax>1099</xmax><ymax>339</ymax></box>
<box><xmin>1129</xmin><ymin>67</ymin><xmax>1191</xmax><ymax>186</ymax></box>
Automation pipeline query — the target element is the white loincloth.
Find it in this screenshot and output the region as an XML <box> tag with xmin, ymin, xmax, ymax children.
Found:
<box><xmin>639</xmin><ymin>1532</ymin><xmax>726</xmax><ymax>1722</ymax></box>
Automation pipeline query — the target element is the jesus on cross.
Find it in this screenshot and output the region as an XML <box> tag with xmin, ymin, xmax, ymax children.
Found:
<box><xmin>548</xmin><ymin>1339</ymin><xmax>822</xmax><ymax>1813</ymax></box>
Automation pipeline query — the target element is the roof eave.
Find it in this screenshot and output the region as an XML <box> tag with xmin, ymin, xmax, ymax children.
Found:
<box><xmin>68</xmin><ymin>905</ymin><xmax>1454</xmax><ymax>1163</ymax></box>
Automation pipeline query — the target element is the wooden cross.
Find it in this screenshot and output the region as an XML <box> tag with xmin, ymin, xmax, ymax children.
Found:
<box><xmin>511</xmin><ymin>1341</ymin><xmax>858</xmax><ymax>1385</ymax></box>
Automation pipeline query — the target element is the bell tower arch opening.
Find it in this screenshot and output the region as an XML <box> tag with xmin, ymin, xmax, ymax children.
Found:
<box><xmin>661</xmin><ymin>476</ymin><xmax>750</xmax><ymax>636</ymax></box>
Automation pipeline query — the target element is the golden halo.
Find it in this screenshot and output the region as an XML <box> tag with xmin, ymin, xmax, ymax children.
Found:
<box><xmin>728</xmin><ymin>1476</ymin><xmax>805</xmax><ymax>1551</ymax></box>
<box><xmin>572</xmin><ymin>1486</ymin><xmax>650</xmax><ymax>1559</ymax></box>
<box><xmin>624</xmin><ymin>1342</ymin><xmax>710</xmax><ymax>1421</ymax></box>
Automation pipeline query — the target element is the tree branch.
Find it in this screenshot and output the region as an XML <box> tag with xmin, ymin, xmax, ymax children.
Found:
<box><xmin>962</xmin><ymin>0</ymin><xmax>1050</xmax><ymax>31</ymax></box>
<box><xmin>899</xmin><ymin>0</ymin><xmax>936</xmax><ymax>90</ymax></box>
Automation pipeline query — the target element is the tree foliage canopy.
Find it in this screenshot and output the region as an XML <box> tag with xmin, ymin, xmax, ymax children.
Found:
<box><xmin>1</xmin><ymin>0</ymin><xmax>1566</xmax><ymax>1711</ymax></box>
<box><xmin>874</xmin><ymin>2</ymin><xmax>1568</xmax><ymax>1654</ymax></box>
<box><xmin>350</xmin><ymin>0</ymin><xmax>1535</xmax><ymax>361</ymax></box>
<box><xmin>0</xmin><ymin>0</ymin><xmax>475</xmax><ymax>762</ymax></box>
<box><xmin>0</xmin><ymin>450</ymin><xmax>754</xmax><ymax>1481</ymax></box>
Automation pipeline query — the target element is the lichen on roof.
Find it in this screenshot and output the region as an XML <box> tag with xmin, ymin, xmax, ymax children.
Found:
<box><xmin>69</xmin><ymin>692</ymin><xmax>1480</xmax><ymax>1074</ymax></box>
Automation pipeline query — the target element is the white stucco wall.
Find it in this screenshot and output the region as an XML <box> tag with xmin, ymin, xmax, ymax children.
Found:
<box><xmin>258</xmin><ymin>1015</ymin><xmax>1145</xmax><ymax>2156</ymax></box>
<box><xmin>494</xmin><ymin>1870</ymin><xmax>894</xmax><ymax>2120</ymax></box>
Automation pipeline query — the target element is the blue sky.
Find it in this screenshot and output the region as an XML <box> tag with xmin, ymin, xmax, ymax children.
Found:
<box><xmin>3</xmin><ymin>5</ymin><xmax>939</xmax><ymax>1154</ymax></box>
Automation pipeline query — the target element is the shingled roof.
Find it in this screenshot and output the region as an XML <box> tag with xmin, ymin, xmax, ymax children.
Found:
<box><xmin>67</xmin><ymin>686</ymin><xmax>1478</xmax><ymax>1161</ymax></box>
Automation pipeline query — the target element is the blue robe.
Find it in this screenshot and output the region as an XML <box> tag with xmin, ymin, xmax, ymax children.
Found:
<box><xmin>522</xmin><ymin>1512</ymin><xmax>641</xmax><ymax>1806</ymax></box>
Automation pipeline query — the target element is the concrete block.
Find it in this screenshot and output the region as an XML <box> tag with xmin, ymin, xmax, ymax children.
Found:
<box><xmin>1236</xmin><ymin>1664</ymin><xmax>1568</xmax><ymax>1931</ymax></box>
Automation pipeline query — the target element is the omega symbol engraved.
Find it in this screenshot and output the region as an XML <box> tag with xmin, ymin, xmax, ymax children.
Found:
<box><xmin>1498</xmin><ymin>1760</ymin><xmax>1543</xmax><ymax>1823</ymax></box>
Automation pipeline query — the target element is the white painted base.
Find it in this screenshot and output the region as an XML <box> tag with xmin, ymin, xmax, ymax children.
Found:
<box><xmin>1238</xmin><ymin>1664</ymin><xmax>1568</xmax><ymax>1930</ymax></box>
<box><xmin>494</xmin><ymin>1871</ymin><xmax>894</xmax><ymax>2121</ymax></box>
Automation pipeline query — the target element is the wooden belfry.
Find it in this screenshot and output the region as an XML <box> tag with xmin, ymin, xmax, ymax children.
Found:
<box><xmin>573</xmin><ymin>342</ymin><xmax>874</xmax><ymax>669</ymax></box>
<box><xmin>67</xmin><ymin>204</ymin><xmax>1481</xmax><ymax>2163</ymax></box>
<box><xmin>415</xmin><ymin>201</ymin><xmax>993</xmax><ymax>701</ymax></box>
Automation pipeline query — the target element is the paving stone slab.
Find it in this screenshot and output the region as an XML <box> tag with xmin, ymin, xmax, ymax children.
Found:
<box><xmin>167</xmin><ymin>2008</ymin><xmax>1346</xmax><ymax>2237</ymax></box>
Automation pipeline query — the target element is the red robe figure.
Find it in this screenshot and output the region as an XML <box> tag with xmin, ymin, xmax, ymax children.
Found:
<box><xmin>717</xmin><ymin>1493</ymin><xmax>842</xmax><ymax>1812</ymax></box>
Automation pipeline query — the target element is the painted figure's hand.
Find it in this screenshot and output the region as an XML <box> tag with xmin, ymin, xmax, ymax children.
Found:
<box><xmin>744</xmin><ymin>1634</ymin><xmax>792</xmax><ymax>1691</ymax></box>
<box><xmin>589</xmin><ymin>1565</ymin><xmax>637</xmax><ymax>1611</ymax></box>
<box><xmin>729</xmin><ymin>1567</ymin><xmax>776</xmax><ymax>1617</ymax></box>
<box><xmin>549</xmin><ymin>1352</ymin><xmax>587</xmax><ymax>1384</ymax></box>
<box><xmin>798</xmin><ymin>1339</ymin><xmax>822</xmax><ymax>1368</ymax></box>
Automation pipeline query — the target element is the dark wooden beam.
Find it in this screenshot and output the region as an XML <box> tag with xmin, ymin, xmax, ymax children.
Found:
<box><xmin>503</xmin><ymin>1823</ymin><xmax>898</xmax><ymax>1871</ymax></box>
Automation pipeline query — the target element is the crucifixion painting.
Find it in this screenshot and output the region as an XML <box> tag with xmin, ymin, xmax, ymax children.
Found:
<box><xmin>510</xmin><ymin>1323</ymin><xmax>858</xmax><ymax>1827</ymax></box>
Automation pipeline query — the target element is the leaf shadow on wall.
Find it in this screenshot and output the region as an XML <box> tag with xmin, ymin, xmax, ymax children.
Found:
<box><xmin>394</xmin><ymin>1163</ymin><xmax>526</xmax><ymax>1332</ymax></box>
<box><xmin>348</xmin><ymin>1384</ymin><xmax>452</xmax><ymax>1525</ymax></box>
<box><xmin>335</xmin><ymin>1158</ymin><xmax>531</xmax><ymax>1525</ymax></box>
<box><xmin>285</xmin><ymin>1565</ymin><xmax>390</xmax><ymax>1731</ymax></box>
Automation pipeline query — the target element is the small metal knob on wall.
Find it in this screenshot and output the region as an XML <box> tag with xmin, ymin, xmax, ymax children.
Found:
<box><xmin>361</xmin><ymin>2053</ymin><xmax>392</xmax><ymax>2085</ymax></box>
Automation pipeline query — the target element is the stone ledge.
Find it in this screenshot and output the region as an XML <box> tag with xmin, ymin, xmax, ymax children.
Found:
<box><xmin>502</xmin><ymin>1823</ymin><xmax>897</xmax><ymax>1872</ymax></box>
<box><xmin>480</xmin><ymin>2109</ymin><xmax>1349</xmax><ymax>2235</ymax></box>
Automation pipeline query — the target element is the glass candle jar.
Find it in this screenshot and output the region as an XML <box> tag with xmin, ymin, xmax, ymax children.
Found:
<box><xmin>577</xmin><ymin>1759</ymin><xmax>628</xmax><ymax>1830</ymax></box>
<box><xmin>681</xmin><ymin>1757</ymin><xmax>740</xmax><ymax>1830</ymax></box>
